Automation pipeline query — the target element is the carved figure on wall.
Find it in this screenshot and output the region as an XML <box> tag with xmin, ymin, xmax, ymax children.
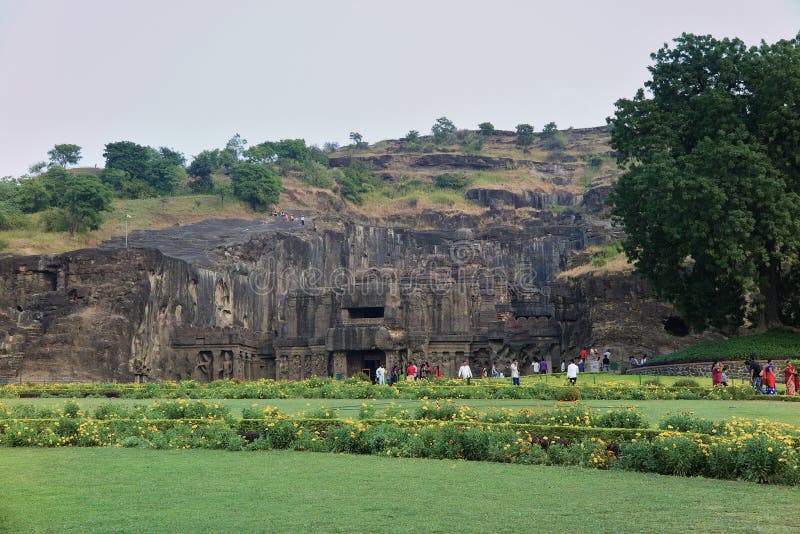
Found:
<box><xmin>197</xmin><ymin>351</ymin><xmax>213</xmax><ymax>380</ymax></box>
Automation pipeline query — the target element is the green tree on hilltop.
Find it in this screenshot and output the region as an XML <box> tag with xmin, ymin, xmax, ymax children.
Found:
<box><xmin>103</xmin><ymin>141</ymin><xmax>181</xmax><ymax>196</ymax></box>
<box><xmin>349</xmin><ymin>132</ymin><xmax>367</xmax><ymax>149</ymax></box>
<box><xmin>542</xmin><ymin>122</ymin><xmax>558</xmax><ymax>137</ymax></box>
<box><xmin>231</xmin><ymin>162</ymin><xmax>282</xmax><ymax>211</ymax></box>
<box><xmin>187</xmin><ymin>150</ymin><xmax>221</xmax><ymax>193</ymax></box>
<box><xmin>478</xmin><ymin>122</ymin><xmax>495</xmax><ymax>135</ymax></box>
<box><xmin>55</xmin><ymin>174</ymin><xmax>112</xmax><ymax>235</ymax></box>
<box><xmin>16</xmin><ymin>178</ymin><xmax>50</xmax><ymax>213</ymax></box>
<box><xmin>47</xmin><ymin>144</ymin><xmax>82</xmax><ymax>168</ymax></box>
<box><xmin>608</xmin><ymin>33</ymin><xmax>800</xmax><ymax>330</ymax></box>
<box><xmin>515</xmin><ymin>123</ymin><xmax>534</xmax><ymax>151</ymax></box>
<box><xmin>158</xmin><ymin>146</ymin><xmax>186</xmax><ymax>167</ymax></box>
<box><xmin>243</xmin><ymin>142</ymin><xmax>276</xmax><ymax>164</ymax></box>
<box><xmin>225</xmin><ymin>133</ymin><xmax>247</xmax><ymax>159</ymax></box>
<box><xmin>431</xmin><ymin>117</ymin><xmax>456</xmax><ymax>144</ymax></box>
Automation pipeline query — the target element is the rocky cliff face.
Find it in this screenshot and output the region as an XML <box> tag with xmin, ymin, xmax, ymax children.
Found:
<box><xmin>0</xmin><ymin>209</ymin><xmax>707</xmax><ymax>382</ymax></box>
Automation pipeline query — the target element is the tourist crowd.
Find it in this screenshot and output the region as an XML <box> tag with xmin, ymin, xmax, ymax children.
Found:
<box><xmin>369</xmin><ymin>352</ymin><xmax>800</xmax><ymax>396</ymax></box>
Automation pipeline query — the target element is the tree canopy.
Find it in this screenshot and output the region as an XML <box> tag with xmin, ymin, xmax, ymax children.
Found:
<box><xmin>431</xmin><ymin>117</ymin><xmax>456</xmax><ymax>143</ymax></box>
<box><xmin>187</xmin><ymin>150</ymin><xmax>221</xmax><ymax>193</ymax></box>
<box><xmin>515</xmin><ymin>123</ymin><xmax>534</xmax><ymax>149</ymax></box>
<box><xmin>103</xmin><ymin>141</ymin><xmax>182</xmax><ymax>196</ymax></box>
<box><xmin>231</xmin><ymin>162</ymin><xmax>282</xmax><ymax>211</ymax></box>
<box><xmin>608</xmin><ymin>33</ymin><xmax>800</xmax><ymax>331</ymax></box>
<box><xmin>47</xmin><ymin>144</ymin><xmax>82</xmax><ymax>168</ymax></box>
<box><xmin>61</xmin><ymin>174</ymin><xmax>113</xmax><ymax>234</ymax></box>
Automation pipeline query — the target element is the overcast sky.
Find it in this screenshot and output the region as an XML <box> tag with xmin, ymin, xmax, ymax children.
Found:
<box><xmin>1</xmin><ymin>0</ymin><xmax>798</xmax><ymax>177</ymax></box>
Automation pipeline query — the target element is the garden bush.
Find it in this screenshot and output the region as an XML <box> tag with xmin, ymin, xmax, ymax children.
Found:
<box><xmin>673</xmin><ymin>378</ymin><xmax>701</xmax><ymax>388</ymax></box>
<box><xmin>3</xmin><ymin>405</ymin><xmax>799</xmax><ymax>485</ymax></box>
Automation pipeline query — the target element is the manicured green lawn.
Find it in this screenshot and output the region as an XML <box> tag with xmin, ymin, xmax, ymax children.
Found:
<box><xmin>1</xmin><ymin>448</ymin><xmax>798</xmax><ymax>533</ymax></box>
<box><xmin>3</xmin><ymin>397</ymin><xmax>798</xmax><ymax>427</ymax></box>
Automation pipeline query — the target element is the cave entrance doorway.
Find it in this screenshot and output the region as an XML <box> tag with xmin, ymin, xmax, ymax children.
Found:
<box><xmin>346</xmin><ymin>350</ymin><xmax>385</xmax><ymax>381</ymax></box>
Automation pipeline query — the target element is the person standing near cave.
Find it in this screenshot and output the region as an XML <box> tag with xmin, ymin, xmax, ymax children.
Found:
<box><xmin>375</xmin><ymin>363</ymin><xmax>386</xmax><ymax>385</ymax></box>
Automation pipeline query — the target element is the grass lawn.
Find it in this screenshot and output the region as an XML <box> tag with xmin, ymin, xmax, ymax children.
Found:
<box><xmin>1</xmin><ymin>448</ymin><xmax>798</xmax><ymax>533</ymax></box>
<box><xmin>3</xmin><ymin>397</ymin><xmax>798</xmax><ymax>427</ymax></box>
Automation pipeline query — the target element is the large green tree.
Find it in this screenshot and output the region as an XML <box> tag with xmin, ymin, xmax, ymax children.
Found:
<box><xmin>47</xmin><ymin>144</ymin><xmax>82</xmax><ymax>168</ymax></box>
<box><xmin>231</xmin><ymin>162</ymin><xmax>282</xmax><ymax>211</ymax></box>
<box><xmin>187</xmin><ymin>150</ymin><xmax>221</xmax><ymax>193</ymax></box>
<box><xmin>103</xmin><ymin>141</ymin><xmax>181</xmax><ymax>195</ymax></box>
<box><xmin>608</xmin><ymin>33</ymin><xmax>800</xmax><ymax>331</ymax></box>
<box><xmin>515</xmin><ymin>123</ymin><xmax>534</xmax><ymax>150</ymax></box>
<box><xmin>16</xmin><ymin>178</ymin><xmax>51</xmax><ymax>213</ymax></box>
<box><xmin>59</xmin><ymin>174</ymin><xmax>113</xmax><ymax>234</ymax></box>
<box><xmin>431</xmin><ymin>117</ymin><xmax>456</xmax><ymax>144</ymax></box>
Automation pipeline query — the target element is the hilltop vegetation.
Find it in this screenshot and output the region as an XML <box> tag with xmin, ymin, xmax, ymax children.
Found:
<box><xmin>0</xmin><ymin>119</ymin><xmax>619</xmax><ymax>256</ymax></box>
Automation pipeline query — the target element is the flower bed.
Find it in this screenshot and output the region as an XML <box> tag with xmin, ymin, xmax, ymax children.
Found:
<box><xmin>2</xmin><ymin>400</ymin><xmax>798</xmax><ymax>485</ymax></box>
<box><xmin>2</xmin><ymin>378</ymin><xmax>798</xmax><ymax>402</ymax></box>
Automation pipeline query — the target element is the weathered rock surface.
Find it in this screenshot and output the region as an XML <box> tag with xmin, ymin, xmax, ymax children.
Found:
<box><xmin>0</xmin><ymin>213</ymin><xmax>706</xmax><ymax>382</ymax></box>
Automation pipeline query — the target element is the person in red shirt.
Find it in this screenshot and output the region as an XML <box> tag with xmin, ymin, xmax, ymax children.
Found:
<box><xmin>406</xmin><ymin>362</ymin><xmax>417</xmax><ymax>381</ymax></box>
<box><xmin>433</xmin><ymin>365</ymin><xmax>441</xmax><ymax>379</ymax></box>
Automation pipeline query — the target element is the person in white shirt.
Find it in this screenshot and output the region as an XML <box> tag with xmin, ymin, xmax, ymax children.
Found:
<box><xmin>375</xmin><ymin>364</ymin><xmax>386</xmax><ymax>385</ymax></box>
<box><xmin>566</xmin><ymin>359</ymin><xmax>579</xmax><ymax>385</ymax></box>
<box><xmin>458</xmin><ymin>360</ymin><xmax>473</xmax><ymax>385</ymax></box>
<box><xmin>510</xmin><ymin>358</ymin><xmax>520</xmax><ymax>386</ymax></box>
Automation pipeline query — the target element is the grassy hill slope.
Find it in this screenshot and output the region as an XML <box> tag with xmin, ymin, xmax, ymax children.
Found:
<box><xmin>648</xmin><ymin>330</ymin><xmax>800</xmax><ymax>365</ymax></box>
<box><xmin>1</xmin><ymin>126</ymin><xmax>620</xmax><ymax>256</ymax></box>
<box><xmin>0</xmin><ymin>195</ymin><xmax>260</xmax><ymax>256</ymax></box>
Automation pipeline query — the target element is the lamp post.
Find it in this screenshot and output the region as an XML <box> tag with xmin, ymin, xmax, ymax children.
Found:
<box><xmin>124</xmin><ymin>214</ymin><xmax>131</xmax><ymax>248</ymax></box>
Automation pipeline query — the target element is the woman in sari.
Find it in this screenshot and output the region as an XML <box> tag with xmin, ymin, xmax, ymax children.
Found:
<box><xmin>783</xmin><ymin>361</ymin><xmax>797</xmax><ymax>396</ymax></box>
<box><xmin>763</xmin><ymin>359</ymin><xmax>777</xmax><ymax>395</ymax></box>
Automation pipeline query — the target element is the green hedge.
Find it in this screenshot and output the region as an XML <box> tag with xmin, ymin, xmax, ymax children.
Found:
<box><xmin>5</xmin><ymin>378</ymin><xmax>798</xmax><ymax>402</ymax></box>
<box><xmin>4</xmin><ymin>415</ymin><xmax>798</xmax><ymax>485</ymax></box>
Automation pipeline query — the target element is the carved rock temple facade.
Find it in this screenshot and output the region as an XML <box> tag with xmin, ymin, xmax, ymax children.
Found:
<box><xmin>0</xmin><ymin>216</ymin><xmax>701</xmax><ymax>382</ymax></box>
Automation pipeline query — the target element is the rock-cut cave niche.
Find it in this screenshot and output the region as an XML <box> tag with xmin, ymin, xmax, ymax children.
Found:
<box><xmin>663</xmin><ymin>316</ymin><xmax>689</xmax><ymax>337</ymax></box>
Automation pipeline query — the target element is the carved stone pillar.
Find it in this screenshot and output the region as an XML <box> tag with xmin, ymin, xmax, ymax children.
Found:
<box><xmin>278</xmin><ymin>354</ymin><xmax>290</xmax><ymax>380</ymax></box>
